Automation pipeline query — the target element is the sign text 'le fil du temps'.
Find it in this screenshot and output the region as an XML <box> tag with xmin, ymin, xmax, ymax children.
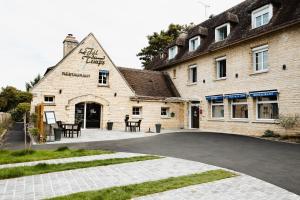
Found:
<box><xmin>79</xmin><ymin>47</ymin><xmax>105</xmax><ymax>66</ymax></box>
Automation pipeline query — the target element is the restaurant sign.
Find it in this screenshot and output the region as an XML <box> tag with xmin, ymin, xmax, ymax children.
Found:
<box><xmin>62</xmin><ymin>72</ymin><xmax>90</xmax><ymax>78</ymax></box>
<box><xmin>79</xmin><ymin>47</ymin><xmax>105</xmax><ymax>66</ymax></box>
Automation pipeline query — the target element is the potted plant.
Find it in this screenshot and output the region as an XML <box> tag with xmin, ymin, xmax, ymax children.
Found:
<box><xmin>155</xmin><ymin>123</ymin><xmax>161</xmax><ymax>133</ymax></box>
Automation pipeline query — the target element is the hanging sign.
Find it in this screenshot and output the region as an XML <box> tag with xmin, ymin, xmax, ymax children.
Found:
<box><xmin>62</xmin><ymin>72</ymin><xmax>90</xmax><ymax>78</ymax></box>
<box><xmin>44</xmin><ymin>111</ymin><xmax>56</xmax><ymax>125</ymax></box>
<box><xmin>79</xmin><ymin>47</ymin><xmax>105</xmax><ymax>66</ymax></box>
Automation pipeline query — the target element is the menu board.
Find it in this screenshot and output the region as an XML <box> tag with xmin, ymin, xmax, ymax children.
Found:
<box><xmin>44</xmin><ymin>111</ymin><xmax>56</xmax><ymax>124</ymax></box>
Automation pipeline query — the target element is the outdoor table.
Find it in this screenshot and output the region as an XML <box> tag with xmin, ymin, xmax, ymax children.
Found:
<box><xmin>128</xmin><ymin>121</ymin><xmax>139</xmax><ymax>132</ymax></box>
<box><xmin>61</xmin><ymin>123</ymin><xmax>77</xmax><ymax>137</ymax></box>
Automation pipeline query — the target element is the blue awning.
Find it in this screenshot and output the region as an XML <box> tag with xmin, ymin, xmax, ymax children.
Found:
<box><xmin>205</xmin><ymin>95</ymin><xmax>223</xmax><ymax>101</ymax></box>
<box><xmin>249</xmin><ymin>90</ymin><xmax>278</xmax><ymax>97</ymax></box>
<box><xmin>224</xmin><ymin>93</ymin><xmax>247</xmax><ymax>99</ymax></box>
<box><xmin>99</xmin><ymin>70</ymin><xmax>109</xmax><ymax>74</ymax></box>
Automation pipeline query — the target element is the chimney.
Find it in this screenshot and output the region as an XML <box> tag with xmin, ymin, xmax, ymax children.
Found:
<box><xmin>63</xmin><ymin>34</ymin><xmax>79</xmax><ymax>57</ymax></box>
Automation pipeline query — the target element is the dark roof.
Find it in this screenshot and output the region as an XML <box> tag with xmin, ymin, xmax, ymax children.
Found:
<box><xmin>118</xmin><ymin>67</ymin><xmax>180</xmax><ymax>98</ymax></box>
<box><xmin>147</xmin><ymin>0</ymin><xmax>300</xmax><ymax>70</ymax></box>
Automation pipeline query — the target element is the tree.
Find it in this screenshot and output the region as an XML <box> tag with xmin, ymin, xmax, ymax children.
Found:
<box><xmin>0</xmin><ymin>86</ymin><xmax>32</xmax><ymax>112</ymax></box>
<box><xmin>137</xmin><ymin>23</ymin><xmax>194</xmax><ymax>69</ymax></box>
<box><xmin>25</xmin><ymin>74</ymin><xmax>41</xmax><ymax>92</ymax></box>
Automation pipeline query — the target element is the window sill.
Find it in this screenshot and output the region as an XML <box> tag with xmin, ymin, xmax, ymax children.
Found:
<box><xmin>207</xmin><ymin>119</ymin><xmax>225</xmax><ymax>122</ymax></box>
<box><xmin>228</xmin><ymin>119</ymin><xmax>249</xmax><ymax>123</ymax></box>
<box><xmin>186</xmin><ymin>82</ymin><xmax>197</xmax><ymax>86</ymax></box>
<box><xmin>132</xmin><ymin>116</ymin><xmax>143</xmax><ymax>119</ymax></box>
<box><xmin>98</xmin><ymin>84</ymin><xmax>109</xmax><ymax>87</ymax></box>
<box><xmin>252</xmin><ymin>120</ymin><xmax>279</xmax><ymax>124</ymax></box>
<box><xmin>161</xmin><ymin>116</ymin><xmax>171</xmax><ymax>119</ymax></box>
<box><xmin>249</xmin><ymin>70</ymin><xmax>269</xmax><ymax>76</ymax></box>
<box><xmin>44</xmin><ymin>103</ymin><xmax>56</xmax><ymax>106</ymax></box>
<box><xmin>214</xmin><ymin>77</ymin><xmax>227</xmax><ymax>81</ymax></box>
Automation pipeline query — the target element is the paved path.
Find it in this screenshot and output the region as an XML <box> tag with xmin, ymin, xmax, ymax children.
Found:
<box><xmin>134</xmin><ymin>174</ymin><xmax>300</xmax><ymax>200</ymax></box>
<box><xmin>0</xmin><ymin>155</ymin><xmax>299</xmax><ymax>200</ymax></box>
<box><xmin>34</xmin><ymin>132</ymin><xmax>300</xmax><ymax>195</ymax></box>
<box><xmin>0</xmin><ymin>152</ymin><xmax>146</xmax><ymax>169</ymax></box>
<box><xmin>0</xmin><ymin>157</ymin><xmax>218</xmax><ymax>200</ymax></box>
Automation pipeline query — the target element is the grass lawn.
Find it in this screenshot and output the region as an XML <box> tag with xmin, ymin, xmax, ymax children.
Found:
<box><xmin>49</xmin><ymin>169</ymin><xmax>236</xmax><ymax>200</ymax></box>
<box><xmin>0</xmin><ymin>155</ymin><xmax>160</xmax><ymax>180</ymax></box>
<box><xmin>0</xmin><ymin>147</ymin><xmax>113</xmax><ymax>164</ymax></box>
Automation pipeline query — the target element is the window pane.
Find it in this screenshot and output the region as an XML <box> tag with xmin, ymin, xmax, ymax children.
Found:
<box><xmin>263</xmin><ymin>13</ymin><xmax>269</xmax><ymax>25</ymax></box>
<box><xmin>256</xmin><ymin>52</ymin><xmax>263</xmax><ymax>71</ymax></box>
<box><xmin>212</xmin><ymin>105</ymin><xmax>224</xmax><ymax>118</ymax></box>
<box><xmin>258</xmin><ymin>103</ymin><xmax>279</xmax><ymax>119</ymax></box>
<box><xmin>232</xmin><ymin>104</ymin><xmax>248</xmax><ymax>118</ymax></box>
<box><xmin>192</xmin><ymin>67</ymin><xmax>197</xmax><ymax>82</ymax></box>
<box><xmin>219</xmin><ymin>27</ymin><xmax>227</xmax><ymax>40</ymax></box>
<box><xmin>218</xmin><ymin>60</ymin><xmax>226</xmax><ymax>78</ymax></box>
<box><xmin>256</xmin><ymin>15</ymin><xmax>262</xmax><ymax>27</ymax></box>
<box><xmin>263</xmin><ymin>50</ymin><xmax>268</xmax><ymax>70</ymax></box>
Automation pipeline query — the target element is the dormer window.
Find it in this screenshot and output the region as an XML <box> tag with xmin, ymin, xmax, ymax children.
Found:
<box><xmin>215</xmin><ymin>23</ymin><xmax>230</xmax><ymax>42</ymax></box>
<box><xmin>252</xmin><ymin>4</ymin><xmax>273</xmax><ymax>29</ymax></box>
<box><xmin>168</xmin><ymin>46</ymin><xmax>178</xmax><ymax>60</ymax></box>
<box><xmin>189</xmin><ymin>36</ymin><xmax>200</xmax><ymax>52</ymax></box>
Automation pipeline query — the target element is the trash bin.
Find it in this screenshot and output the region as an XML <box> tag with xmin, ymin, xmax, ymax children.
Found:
<box><xmin>54</xmin><ymin>128</ymin><xmax>62</xmax><ymax>141</ymax></box>
<box><xmin>155</xmin><ymin>124</ymin><xmax>161</xmax><ymax>133</ymax></box>
<box><xmin>107</xmin><ymin>122</ymin><xmax>113</xmax><ymax>130</ymax></box>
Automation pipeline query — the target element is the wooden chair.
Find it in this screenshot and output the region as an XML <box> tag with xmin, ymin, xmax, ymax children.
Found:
<box><xmin>73</xmin><ymin>122</ymin><xmax>82</xmax><ymax>137</ymax></box>
<box><xmin>124</xmin><ymin>115</ymin><xmax>131</xmax><ymax>132</ymax></box>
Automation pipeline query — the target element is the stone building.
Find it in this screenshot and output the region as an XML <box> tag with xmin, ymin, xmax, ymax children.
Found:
<box><xmin>147</xmin><ymin>0</ymin><xmax>300</xmax><ymax>135</ymax></box>
<box><xmin>31</xmin><ymin>0</ymin><xmax>300</xmax><ymax>136</ymax></box>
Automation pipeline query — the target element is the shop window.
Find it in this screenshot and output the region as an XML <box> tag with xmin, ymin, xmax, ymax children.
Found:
<box><xmin>132</xmin><ymin>107</ymin><xmax>142</xmax><ymax>117</ymax></box>
<box><xmin>188</xmin><ymin>65</ymin><xmax>197</xmax><ymax>83</ymax></box>
<box><xmin>252</xmin><ymin>45</ymin><xmax>268</xmax><ymax>72</ymax></box>
<box><xmin>215</xmin><ymin>23</ymin><xmax>230</xmax><ymax>42</ymax></box>
<box><xmin>161</xmin><ymin>107</ymin><xmax>170</xmax><ymax>117</ymax></box>
<box><xmin>231</xmin><ymin>98</ymin><xmax>248</xmax><ymax>119</ymax></box>
<box><xmin>257</xmin><ymin>96</ymin><xmax>279</xmax><ymax>120</ymax></box>
<box><xmin>168</xmin><ymin>46</ymin><xmax>178</xmax><ymax>60</ymax></box>
<box><xmin>252</xmin><ymin>4</ymin><xmax>273</xmax><ymax>29</ymax></box>
<box><xmin>189</xmin><ymin>36</ymin><xmax>200</xmax><ymax>52</ymax></box>
<box><xmin>211</xmin><ymin>99</ymin><xmax>224</xmax><ymax>118</ymax></box>
<box><xmin>216</xmin><ymin>57</ymin><xmax>227</xmax><ymax>79</ymax></box>
<box><xmin>99</xmin><ymin>70</ymin><xmax>109</xmax><ymax>85</ymax></box>
<box><xmin>44</xmin><ymin>96</ymin><xmax>55</xmax><ymax>104</ymax></box>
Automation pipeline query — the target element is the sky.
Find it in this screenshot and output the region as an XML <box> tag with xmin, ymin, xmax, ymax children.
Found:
<box><xmin>0</xmin><ymin>0</ymin><xmax>244</xmax><ymax>90</ymax></box>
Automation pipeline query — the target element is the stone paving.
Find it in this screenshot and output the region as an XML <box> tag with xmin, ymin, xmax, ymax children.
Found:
<box><xmin>0</xmin><ymin>157</ymin><xmax>219</xmax><ymax>200</ymax></box>
<box><xmin>0</xmin><ymin>152</ymin><xmax>146</xmax><ymax>169</ymax></box>
<box><xmin>0</xmin><ymin>154</ymin><xmax>299</xmax><ymax>200</ymax></box>
<box><xmin>134</xmin><ymin>174</ymin><xmax>300</xmax><ymax>200</ymax></box>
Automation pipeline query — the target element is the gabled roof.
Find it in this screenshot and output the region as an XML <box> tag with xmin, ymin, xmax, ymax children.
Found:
<box><xmin>147</xmin><ymin>0</ymin><xmax>300</xmax><ymax>70</ymax></box>
<box><xmin>118</xmin><ymin>67</ymin><xmax>180</xmax><ymax>98</ymax></box>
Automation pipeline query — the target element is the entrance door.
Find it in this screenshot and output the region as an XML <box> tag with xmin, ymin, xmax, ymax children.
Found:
<box><xmin>191</xmin><ymin>105</ymin><xmax>199</xmax><ymax>128</ymax></box>
<box><xmin>75</xmin><ymin>102</ymin><xmax>101</xmax><ymax>129</ymax></box>
<box><xmin>86</xmin><ymin>103</ymin><xmax>101</xmax><ymax>128</ymax></box>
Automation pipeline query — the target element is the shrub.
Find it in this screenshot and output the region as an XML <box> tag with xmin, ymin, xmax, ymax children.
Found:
<box><xmin>56</xmin><ymin>146</ymin><xmax>69</xmax><ymax>151</ymax></box>
<box><xmin>276</xmin><ymin>114</ymin><xmax>300</xmax><ymax>134</ymax></box>
<box><xmin>28</xmin><ymin>128</ymin><xmax>39</xmax><ymax>136</ymax></box>
<box><xmin>10</xmin><ymin>103</ymin><xmax>31</xmax><ymax>122</ymax></box>
<box><xmin>263</xmin><ymin>130</ymin><xmax>275</xmax><ymax>137</ymax></box>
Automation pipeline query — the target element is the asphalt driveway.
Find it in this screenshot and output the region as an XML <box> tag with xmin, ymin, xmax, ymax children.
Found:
<box><xmin>18</xmin><ymin>131</ymin><xmax>300</xmax><ymax>195</ymax></box>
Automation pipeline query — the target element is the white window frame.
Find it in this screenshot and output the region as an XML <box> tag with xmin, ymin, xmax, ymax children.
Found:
<box><xmin>252</xmin><ymin>4</ymin><xmax>273</xmax><ymax>29</ymax></box>
<box><xmin>211</xmin><ymin>99</ymin><xmax>224</xmax><ymax>119</ymax></box>
<box><xmin>168</xmin><ymin>46</ymin><xmax>178</xmax><ymax>60</ymax></box>
<box><xmin>189</xmin><ymin>36</ymin><xmax>200</xmax><ymax>52</ymax></box>
<box><xmin>231</xmin><ymin>98</ymin><xmax>248</xmax><ymax>120</ymax></box>
<box><xmin>216</xmin><ymin>57</ymin><xmax>227</xmax><ymax>79</ymax></box>
<box><xmin>132</xmin><ymin>106</ymin><xmax>142</xmax><ymax>117</ymax></box>
<box><xmin>252</xmin><ymin>45</ymin><xmax>269</xmax><ymax>73</ymax></box>
<box><xmin>188</xmin><ymin>64</ymin><xmax>197</xmax><ymax>84</ymax></box>
<box><xmin>215</xmin><ymin>23</ymin><xmax>230</xmax><ymax>42</ymax></box>
<box><xmin>256</xmin><ymin>96</ymin><xmax>279</xmax><ymax>121</ymax></box>
<box><xmin>161</xmin><ymin>107</ymin><xmax>170</xmax><ymax>117</ymax></box>
<box><xmin>99</xmin><ymin>70</ymin><xmax>109</xmax><ymax>86</ymax></box>
<box><xmin>44</xmin><ymin>95</ymin><xmax>55</xmax><ymax>104</ymax></box>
